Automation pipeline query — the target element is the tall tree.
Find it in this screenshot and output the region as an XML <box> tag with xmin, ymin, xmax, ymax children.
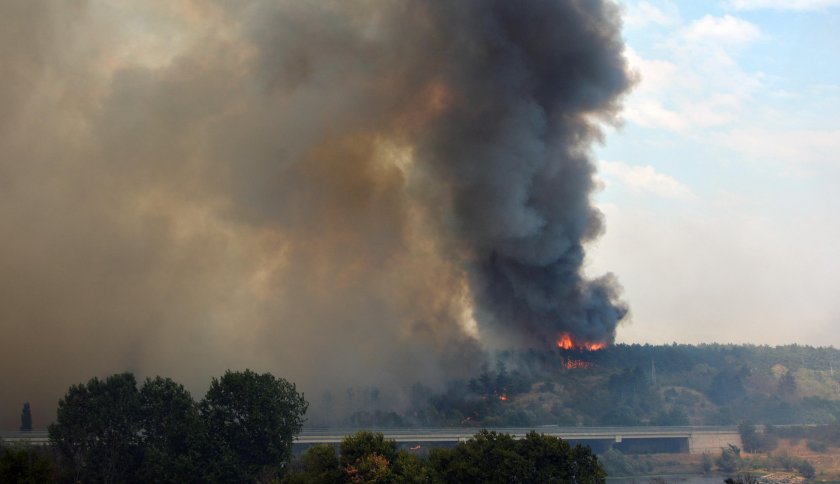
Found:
<box><xmin>200</xmin><ymin>369</ymin><xmax>308</xmax><ymax>482</ymax></box>
<box><xmin>48</xmin><ymin>372</ymin><xmax>143</xmax><ymax>483</ymax></box>
<box><xmin>19</xmin><ymin>402</ymin><xmax>32</xmax><ymax>431</ymax></box>
<box><xmin>778</xmin><ymin>370</ymin><xmax>797</xmax><ymax>398</ymax></box>
<box><xmin>138</xmin><ymin>377</ymin><xmax>205</xmax><ymax>483</ymax></box>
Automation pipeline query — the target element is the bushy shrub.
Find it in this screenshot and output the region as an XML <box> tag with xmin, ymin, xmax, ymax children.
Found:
<box><xmin>600</xmin><ymin>448</ymin><xmax>653</xmax><ymax>477</ymax></box>
<box><xmin>796</xmin><ymin>459</ymin><xmax>816</xmax><ymax>479</ymax></box>
<box><xmin>700</xmin><ymin>453</ymin><xmax>713</xmax><ymax>474</ymax></box>
<box><xmin>806</xmin><ymin>440</ymin><xmax>827</xmax><ymax>452</ymax></box>
<box><xmin>716</xmin><ymin>445</ymin><xmax>741</xmax><ymax>473</ymax></box>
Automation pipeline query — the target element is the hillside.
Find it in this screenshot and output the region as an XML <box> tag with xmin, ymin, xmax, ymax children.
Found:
<box><xmin>330</xmin><ymin>344</ymin><xmax>840</xmax><ymax>429</ymax></box>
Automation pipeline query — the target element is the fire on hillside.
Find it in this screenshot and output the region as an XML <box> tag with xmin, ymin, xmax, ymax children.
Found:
<box><xmin>555</xmin><ymin>333</ymin><xmax>605</xmax><ymax>369</ymax></box>
<box><xmin>556</xmin><ymin>333</ymin><xmax>606</xmax><ymax>352</ymax></box>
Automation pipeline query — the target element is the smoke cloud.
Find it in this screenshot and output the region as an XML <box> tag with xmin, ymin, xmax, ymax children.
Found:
<box><xmin>0</xmin><ymin>0</ymin><xmax>630</xmax><ymax>428</ymax></box>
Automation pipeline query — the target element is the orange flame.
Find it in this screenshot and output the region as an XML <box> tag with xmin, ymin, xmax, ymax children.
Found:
<box><xmin>556</xmin><ymin>333</ymin><xmax>605</xmax><ymax>352</ymax></box>
<box><xmin>499</xmin><ymin>393</ymin><xmax>508</xmax><ymax>401</ymax></box>
<box><xmin>563</xmin><ymin>358</ymin><xmax>592</xmax><ymax>369</ymax></box>
<box><xmin>556</xmin><ymin>334</ymin><xmax>574</xmax><ymax>350</ymax></box>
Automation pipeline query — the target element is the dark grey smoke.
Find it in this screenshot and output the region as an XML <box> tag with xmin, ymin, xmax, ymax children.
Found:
<box><xmin>410</xmin><ymin>1</ymin><xmax>632</xmax><ymax>346</ymax></box>
<box><xmin>0</xmin><ymin>0</ymin><xmax>630</xmax><ymax>428</ymax></box>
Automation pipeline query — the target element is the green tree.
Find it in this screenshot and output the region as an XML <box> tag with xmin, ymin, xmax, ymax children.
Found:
<box><xmin>340</xmin><ymin>431</ymin><xmax>398</xmax><ymax>468</ymax></box>
<box><xmin>796</xmin><ymin>459</ymin><xmax>815</xmax><ymax>479</ymax></box>
<box><xmin>200</xmin><ymin>369</ymin><xmax>308</xmax><ymax>482</ymax></box>
<box><xmin>520</xmin><ymin>431</ymin><xmax>604</xmax><ymax>482</ymax></box>
<box><xmin>19</xmin><ymin>402</ymin><xmax>32</xmax><ymax>432</ymax></box>
<box><xmin>709</xmin><ymin>367</ymin><xmax>748</xmax><ymax>404</ymax></box>
<box><xmin>430</xmin><ymin>430</ymin><xmax>605</xmax><ymax>484</ymax></box>
<box><xmin>48</xmin><ymin>372</ymin><xmax>143</xmax><ymax>483</ymax></box>
<box><xmin>286</xmin><ymin>435</ymin><xmax>434</xmax><ymax>484</ymax></box>
<box><xmin>0</xmin><ymin>446</ymin><xmax>54</xmax><ymax>483</ymax></box>
<box><xmin>778</xmin><ymin>370</ymin><xmax>797</xmax><ymax>397</ymax></box>
<box><xmin>392</xmin><ymin>451</ymin><xmax>432</xmax><ymax>484</ymax></box>
<box><xmin>716</xmin><ymin>445</ymin><xmax>741</xmax><ymax>473</ymax></box>
<box><xmin>138</xmin><ymin>377</ymin><xmax>205</xmax><ymax>483</ymax></box>
<box><xmin>739</xmin><ymin>421</ymin><xmax>765</xmax><ymax>454</ymax></box>
<box><xmin>301</xmin><ymin>444</ymin><xmax>343</xmax><ymax>482</ymax></box>
<box><xmin>431</xmin><ymin>430</ymin><xmax>525</xmax><ymax>483</ymax></box>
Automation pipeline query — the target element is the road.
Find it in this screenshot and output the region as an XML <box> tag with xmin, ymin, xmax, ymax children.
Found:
<box><xmin>2</xmin><ymin>425</ymin><xmax>740</xmax><ymax>454</ymax></box>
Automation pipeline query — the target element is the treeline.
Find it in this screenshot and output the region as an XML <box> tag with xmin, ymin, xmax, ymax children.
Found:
<box><xmin>2</xmin><ymin>370</ymin><xmax>307</xmax><ymax>483</ymax></box>
<box><xmin>1</xmin><ymin>371</ymin><xmax>609</xmax><ymax>483</ymax></box>
<box><xmin>334</xmin><ymin>343</ymin><xmax>840</xmax><ymax>429</ymax></box>
<box><xmin>283</xmin><ymin>430</ymin><xmax>605</xmax><ymax>483</ymax></box>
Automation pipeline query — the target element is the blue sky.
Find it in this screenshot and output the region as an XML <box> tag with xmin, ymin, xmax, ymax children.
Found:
<box><xmin>589</xmin><ymin>0</ymin><xmax>840</xmax><ymax>345</ymax></box>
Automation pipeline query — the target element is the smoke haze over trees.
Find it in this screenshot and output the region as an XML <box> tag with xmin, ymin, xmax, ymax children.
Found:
<box><xmin>0</xmin><ymin>0</ymin><xmax>632</xmax><ymax>428</ymax></box>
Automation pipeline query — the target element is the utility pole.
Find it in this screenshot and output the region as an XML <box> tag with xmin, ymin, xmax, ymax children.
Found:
<box><xmin>651</xmin><ymin>358</ymin><xmax>657</xmax><ymax>387</ymax></box>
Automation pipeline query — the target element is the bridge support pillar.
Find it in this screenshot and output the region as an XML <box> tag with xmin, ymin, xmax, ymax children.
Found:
<box><xmin>688</xmin><ymin>431</ymin><xmax>742</xmax><ymax>454</ymax></box>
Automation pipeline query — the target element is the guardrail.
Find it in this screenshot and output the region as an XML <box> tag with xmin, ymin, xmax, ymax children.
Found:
<box><xmin>1</xmin><ymin>425</ymin><xmax>740</xmax><ymax>449</ymax></box>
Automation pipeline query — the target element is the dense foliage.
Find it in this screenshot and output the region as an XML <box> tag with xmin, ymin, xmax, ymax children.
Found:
<box><xmin>284</xmin><ymin>430</ymin><xmax>606</xmax><ymax>483</ymax></box>
<box><xmin>47</xmin><ymin>370</ymin><xmax>307</xmax><ymax>483</ymax></box>
<box><xmin>0</xmin><ymin>445</ymin><xmax>55</xmax><ymax>483</ymax></box>
<box><xmin>202</xmin><ymin>370</ymin><xmax>308</xmax><ymax>482</ymax></box>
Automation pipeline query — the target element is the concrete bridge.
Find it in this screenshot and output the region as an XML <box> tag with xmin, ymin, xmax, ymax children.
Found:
<box><xmin>296</xmin><ymin>426</ymin><xmax>742</xmax><ymax>454</ymax></box>
<box><xmin>2</xmin><ymin>426</ymin><xmax>741</xmax><ymax>455</ymax></box>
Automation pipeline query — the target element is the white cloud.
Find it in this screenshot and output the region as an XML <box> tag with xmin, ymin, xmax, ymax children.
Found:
<box><xmin>624</xmin><ymin>101</ymin><xmax>687</xmax><ymax>131</ymax></box>
<box><xmin>623</xmin><ymin>48</ymin><xmax>677</xmax><ymax>92</ymax></box>
<box><xmin>617</xmin><ymin>13</ymin><xmax>765</xmax><ymax>133</ymax></box>
<box><xmin>599</xmin><ymin>160</ymin><xmax>697</xmax><ymax>200</ymax></box>
<box><xmin>680</xmin><ymin>14</ymin><xmax>762</xmax><ymax>46</ymax></box>
<box><xmin>719</xmin><ymin>127</ymin><xmax>840</xmax><ymax>172</ymax></box>
<box><xmin>623</xmin><ymin>1</ymin><xmax>681</xmax><ymax>29</ymax></box>
<box><xmin>728</xmin><ymin>0</ymin><xmax>840</xmax><ymax>10</ymax></box>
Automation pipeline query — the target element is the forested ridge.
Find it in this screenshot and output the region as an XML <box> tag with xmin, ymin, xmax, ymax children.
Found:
<box><xmin>324</xmin><ymin>344</ymin><xmax>840</xmax><ymax>429</ymax></box>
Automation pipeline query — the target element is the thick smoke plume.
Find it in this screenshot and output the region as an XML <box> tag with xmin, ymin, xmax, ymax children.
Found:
<box><xmin>0</xmin><ymin>0</ymin><xmax>630</xmax><ymax>427</ymax></box>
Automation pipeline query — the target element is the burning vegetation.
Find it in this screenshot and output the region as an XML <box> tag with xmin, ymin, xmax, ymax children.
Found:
<box><xmin>556</xmin><ymin>333</ymin><xmax>607</xmax><ymax>352</ymax></box>
<box><xmin>306</xmin><ymin>343</ymin><xmax>840</xmax><ymax>433</ymax></box>
<box><xmin>555</xmin><ymin>333</ymin><xmax>606</xmax><ymax>369</ymax></box>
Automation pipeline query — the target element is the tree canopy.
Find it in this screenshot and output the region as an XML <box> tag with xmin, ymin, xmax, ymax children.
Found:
<box><xmin>47</xmin><ymin>370</ymin><xmax>307</xmax><ymax>483</ymax></box>
<box><xmin>201</xmin><ymin>369</ymin><xmax>308</xmax><ymax>482</ymax></box>
<box><xmin>49</xmin><ymin>372</ymin><xmax>143</xmax><ymax>483</ymax></box>
<box><xmin>285</xmin><ymin>429</ymin><xmax>606</xmax><ymax>483</ymax></box>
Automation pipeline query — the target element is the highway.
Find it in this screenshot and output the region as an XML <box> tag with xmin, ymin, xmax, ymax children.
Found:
<box><xmin>296</xmin><ymin>425</ymin><xmax>733</xmax><ymax>442</ymax></box>
<box><xmin>2</xmin><ymin>425</ymin><xmax>741</xmax><ymax>454</ymax></box>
